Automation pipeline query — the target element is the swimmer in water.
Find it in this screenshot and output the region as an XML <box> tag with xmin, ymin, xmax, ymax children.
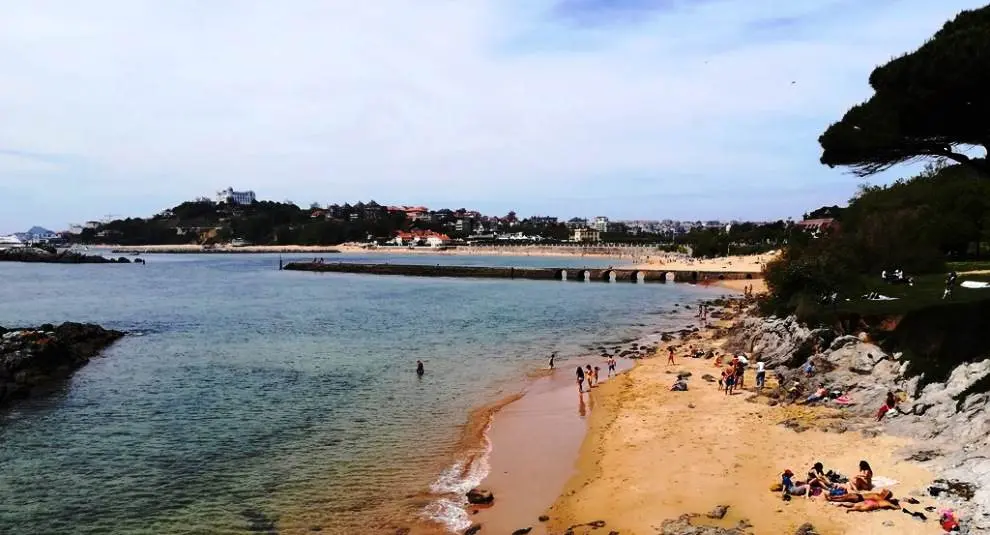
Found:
<box><xmin>416</xmin><ymin>360</ymin><xmax>424</xmax><ymax>376</ymax></box>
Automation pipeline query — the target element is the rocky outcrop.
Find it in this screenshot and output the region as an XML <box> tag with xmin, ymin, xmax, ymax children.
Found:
<box><xmin>738</xmin><ymin>313</ymin><xmax>990</xmax><ymax>531</ymax></box>
<box><xmin>0</xmin><ymin>322</ymin><xmax>124</xmax><ymax>407</ymax></box>
<box><xmin>0</xmin><ymin>247</ymin><xmax>131</xmax><ymax>264</ymax></box>
<box><xmin>659</xmin><ymin>515</ymin><xmax>748</xmax><ymax>534</ymax></box>
<box><xmin>725</xmin><ymin>315</ymin><xmax>830</xmax><ymax>369</ymax></box>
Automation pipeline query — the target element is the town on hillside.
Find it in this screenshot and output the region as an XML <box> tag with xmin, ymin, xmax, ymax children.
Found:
<box><xmin>0</xmin><ymin>187</ymin><xmax>824</xmax><ymax>257</ymax></box>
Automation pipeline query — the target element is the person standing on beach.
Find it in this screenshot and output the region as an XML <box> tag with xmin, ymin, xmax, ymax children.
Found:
<box><xmin>586</xmin><ymin>365</ymin><xmax>595</xmax><ymax>387</ymax></box>
<box><xmin>549</xmin><ymin>352</ymin><xmax>556</xmax><ymax>370</ymax></box>
<box><xmin>576</xmin><ymin>366</ymin><xmax>585</xmax><ymax>393</ymax></box>
<box><xmin>755</xmin><ymin>361</ymin><xmax>766</xmax><ymax>390</ymax></box>
<box><xmin>607</xmin><ymin>357</ymin><xmax>616</xmax><ymax>377</ymax></box>
<box><xmin>667</xmin><ymin>347</ymin><xmax>675</xmax><ymax>366</ymax></box>
<box><xmin>593</xmin><ymin>366</ymin><xmax>601</xmax><ymax>386</ymax></box>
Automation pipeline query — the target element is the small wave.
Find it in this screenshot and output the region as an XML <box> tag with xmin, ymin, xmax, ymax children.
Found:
<box><xmin>422</xmin><ymin>422</ymin><xmax>494</xmax><ymax>533</ymax></box>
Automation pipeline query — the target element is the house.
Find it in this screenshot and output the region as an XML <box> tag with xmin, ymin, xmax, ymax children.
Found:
<box><xmin>795</xmin><ymin>218</ymin><xmax>839</xmax><ymax>236</ymax></box>
<box><xmin>310</xmin><ymin>210</ymin><xmax>325</xmax><ymax>219</ymax></box>
<box><xmin>216</xmin><ymin>187</ymin><xmax>256</xmax><ymax>205</ymax></box>
<box><xmin>593</xmin><ymin>216</ymin><xmax>609</xmax><ymax>232</ymax></box>
<box><xmin>571</xmin><ymin>227</ymin><xmax>601</xmax><ymax>243</ymax></box>
<box><xmin>566</xmin><ymin>217</ymin><xmax>588</xmax><ymax>229</ymax></box>
<box><xmin>455</xmin><ymin>218</ymin><xmax>474</xmax><ymax>234</ymax></box>
<box><xmin>393</xmin><ymin>230</ymin><xmax>452</xmax><ymax>247</ymax></box>
<box><xmin>528</xmin><ymin>216</ymin><xmax>558</xmax><ymax>227</ymax></box>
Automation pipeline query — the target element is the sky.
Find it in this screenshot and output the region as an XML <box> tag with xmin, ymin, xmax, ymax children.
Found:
<box><xmin>0</xmin><ymin>0</ymin><xmax>985</xmax><ymax>232</ymax></box>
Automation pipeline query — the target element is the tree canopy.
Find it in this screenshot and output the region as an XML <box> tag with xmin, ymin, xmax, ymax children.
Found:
<box><xmin>819</xmin><ymin>6</ymin><xmax>990</xmax><ymax>177</ymax></box>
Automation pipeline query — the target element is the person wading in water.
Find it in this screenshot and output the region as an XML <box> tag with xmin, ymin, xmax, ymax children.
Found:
<box><xmin>416</xmin><ymin>360</ymin><xmax>425</xmax><ymax>377</ymax></box>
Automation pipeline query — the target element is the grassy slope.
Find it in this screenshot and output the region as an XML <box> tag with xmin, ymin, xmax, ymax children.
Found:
<box><xmin>832</xmin><ymin>272</ymin><xmax>990</xmax><ymax>316</ymax></box>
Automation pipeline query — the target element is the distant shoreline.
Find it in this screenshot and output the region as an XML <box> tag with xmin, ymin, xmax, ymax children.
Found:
<box><xmin>106</xmin><ymin>245</ymin><xmax>343</xmax><ymax>254</ymax></box>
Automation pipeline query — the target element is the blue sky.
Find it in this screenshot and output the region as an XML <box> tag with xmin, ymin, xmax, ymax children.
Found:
<box><xmin>0</xmin><ymin>0</ymin><xmax>984</xmax><ymax>232</ymax></box>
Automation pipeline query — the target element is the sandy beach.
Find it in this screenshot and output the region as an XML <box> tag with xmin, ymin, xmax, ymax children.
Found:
<box><xmin>544</xmin><ymin>322</ymin><xmax>940</xmax><ymax>535</ymax></box>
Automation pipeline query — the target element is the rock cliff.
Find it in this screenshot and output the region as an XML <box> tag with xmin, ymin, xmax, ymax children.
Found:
<box><xmin>0</xmin><ymin>322</ymin><xmax>125</xmax><ymax>407</ymax></box>
<box><xmin>727</xmin><ymin>311</ymin><xmax>990</xmax><ymax>530</ymax></box>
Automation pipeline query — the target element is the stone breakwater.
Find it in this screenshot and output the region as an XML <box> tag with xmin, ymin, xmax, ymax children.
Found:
<box><xmin>0</xmin><ymin>247</ymin><xmax>132</xmax><ymax>264</ymax></box>
<box><xmin>726</xmin><ymin>314</ymin><xmax>990</xmax><ymax>531</ymax></box>
<box><xmin>283</xmin><ymin>262</ymin><xmax>756</xmax><ymax>283</ymax></box>
<box><xmin>0</xmin><ymin>322</ymin><xmax>124</xmax><ymax>408</ymax></box>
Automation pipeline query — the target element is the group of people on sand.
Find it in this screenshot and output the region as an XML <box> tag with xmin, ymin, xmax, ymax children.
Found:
<box><xmin>716</xmin><ymin>354</ymin><xmax>766</xmax><ymax>394</ymax></box>
<box><xmin>573</xmin><ymin>357</ymin><xmax>617</xmax><ymax>393</ymax></box>
<box><xmin>780</xmin><ymin>460</ymin><xmax>881</xmax><ymax>507</ymax></box>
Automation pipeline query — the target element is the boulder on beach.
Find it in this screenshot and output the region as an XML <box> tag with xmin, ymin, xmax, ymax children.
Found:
<box><xmin>466</xmin><ymin>488</ymin><xmax>494</xmax><ymax>505</ymax></box>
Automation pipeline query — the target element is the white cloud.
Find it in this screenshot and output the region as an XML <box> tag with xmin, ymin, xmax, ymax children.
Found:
<box><xmin>0</xmin><ymin>0</ymin><xmax>983</xmax><ymax>230</ymax></box>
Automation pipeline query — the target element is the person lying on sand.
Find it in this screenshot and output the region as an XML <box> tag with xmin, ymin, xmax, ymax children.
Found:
<box><xmin>836</xmin><ymin>489</ymin><xmax>898</xmax><ymax>513</ymax></box>
<box><xmin>804</xmin><ymin>384</ymin><xmax>829</xmax><ymax>404</ymax></box>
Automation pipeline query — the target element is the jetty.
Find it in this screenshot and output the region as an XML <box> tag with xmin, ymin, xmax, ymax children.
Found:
<box><xmin>282</xmin><ymin>262</ymin><xmax>756</xmax><ymax>283</ymax></box>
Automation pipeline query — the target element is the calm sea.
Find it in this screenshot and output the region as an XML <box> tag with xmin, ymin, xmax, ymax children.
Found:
<box><xmin>0</xmin><ymin>253</ymin><xmax>717</xmax><ymax>534</ymax></box>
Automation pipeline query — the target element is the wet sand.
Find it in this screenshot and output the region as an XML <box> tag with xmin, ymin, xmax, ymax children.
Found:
<box><xmin>470</xmin><ymin>358</ymin><xmax>634</xmax><ymax>534</ymax></box>
<box><xmin>547</xmin><ymin>329</ymin><xmax>940</xmax><ymax>535</ymax></box>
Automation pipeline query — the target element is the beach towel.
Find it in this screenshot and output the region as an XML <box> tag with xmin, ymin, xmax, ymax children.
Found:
<box><xmin>872</xmin><ymin>476</ymin><xmax>898</xmax><ymax>488</ymax></box>
<box><xmin>961</xmin><ymin>281</ymin><xmax>990</xmax><ymax>289</ymax></box>
<box><xmin>833</xmin><ymin>395</ymin><xmax>854</xmax><ymax>405</ymax></box>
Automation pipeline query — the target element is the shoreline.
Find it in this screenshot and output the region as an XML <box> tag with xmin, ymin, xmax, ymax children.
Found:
<box><xmin>432</xmin><ymin>298</ymin><xmax>718</xmax><ymax>534</ymax></box>
<box><xmin>98</xmin><ymin>244</ymin><xmax>776</xmax><ymax>274</ymax></box>
<box><xmin>543</xmin><ymin>306</ymin><xmax>947</xmax><ymax>535</ymax></box>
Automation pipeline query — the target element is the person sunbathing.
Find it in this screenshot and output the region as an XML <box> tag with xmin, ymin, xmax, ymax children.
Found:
<box><xmin>806</xmin><ymin>462</ymin><xmax>832</xmax><ymax>492</ymax></box>
<box><xmin>847</xmin><ymin>460</ymin><xmax>874</xmax><ymax>491</ymax></box>
<box><xmin>780</xmin><ymin>470</ymin><xmax>809</xmax><ymax>497</ymax></box>
<box><xmin>837</xmin><ymin>489</ymin><xmax>898</xmax><ymax>513</ymax></box>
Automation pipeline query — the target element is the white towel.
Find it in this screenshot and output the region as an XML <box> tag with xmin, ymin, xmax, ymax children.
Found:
<box><xmin>872</xmin><ymin>476</ymin><xmax>898</xmax><ymax>488</ymax></box>
<box><xmin>961</xmin><ymin>281</ymin><xmax>990</xmax><ymax>289</ymax></box>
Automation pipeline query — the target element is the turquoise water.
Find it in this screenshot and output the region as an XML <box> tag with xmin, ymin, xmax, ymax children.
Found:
<box><xmin>0</xmin><ymin>253</ymin><xmax>717</xmax><ymax>534</ymax></box>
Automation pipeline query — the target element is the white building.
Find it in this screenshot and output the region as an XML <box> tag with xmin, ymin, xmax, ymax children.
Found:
<box><xmin>571</xmin><ymin>227</ymin><xmax>601</xmax><ymax>243</ymax></box>
<box><xmin>593</xmin><ymin>216</ymin><xmax>609</xmax><ymax>233</ymax></box>
<box><xmin>0</xmin><ymin>235</ymin><xmax>25</xmax><ymax>249</ymax></box>
<box><xmin>216</xmin><ymin>187</ymin><xmax>257</xmax><ymax>205</ymax></box>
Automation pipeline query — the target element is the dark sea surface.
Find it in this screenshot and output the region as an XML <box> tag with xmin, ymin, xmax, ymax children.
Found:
<box><xmin>0</xmin><ymin>253</ymin><xmax>719</xmax><ymax>534</ymax></box>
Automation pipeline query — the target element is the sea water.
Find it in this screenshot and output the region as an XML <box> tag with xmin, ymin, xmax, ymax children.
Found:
<box><xmin>0</xmin><ymin>253</ymin><xmax>718</xmax><ymax>534</ymax></box>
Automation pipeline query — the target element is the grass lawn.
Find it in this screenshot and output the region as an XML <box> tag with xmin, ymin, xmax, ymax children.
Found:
<box><xmin>832</xmin><ymin>272</ymin><xmax>990</xmax><ymax>316</ymax></box>
<box><xmin>948</xmin><ymin>260</ymin><xmax>990</xmax><ymax>273</ymax></box>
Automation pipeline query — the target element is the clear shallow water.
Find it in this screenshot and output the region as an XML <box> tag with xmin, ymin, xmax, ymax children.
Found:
<box><xmin>0</xmin><ymin>254</ymin><xmax>718</xmax><ymax>534</ymax></box>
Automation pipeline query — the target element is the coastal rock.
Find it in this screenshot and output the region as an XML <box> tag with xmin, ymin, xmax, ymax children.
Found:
<box><xmin>0</xmin><ymin>247</ymin><xmax>128</xmax><ymax>265</ymax></box>
<box><xmin>702</xmin><ymin>374</ymin><xmax>717</xmax><ymax>382</ymax></box>
<box><xmin>0</xmin><ymin>322</ymin><xmax>125</xmax><ymax>408</ymax></box>
<box><xmin>706</xmin><ymin>505</ymin><xmax>729</xmax><ymax>519</ymax></box>
<box><xmin>538</xmin><ymin>515</ymin><xmax>550</xmax><ymax>522</ymax></box>
<box><xmin>793</xmin><ymin>524</ymin><xmax>819</xmax><ymax>535</ymax></box>
<box><xmin>464</xmin><ymin>525</ymin><xmax>481</xmax><ymax>535</ymax></box>
<box><xmin>659</xmin><ymin>514</ymin><xmax>746</xmax><ymax>534</ymax></box>
<box><xmin>511</xmin><ymin>528</ymin><xmax>531</xmax><ymax>535</ymax></box>
<box><xmin>466</xmin><ymin>488</ymin><xmax>494</xmax><ymax>505</ymax></box>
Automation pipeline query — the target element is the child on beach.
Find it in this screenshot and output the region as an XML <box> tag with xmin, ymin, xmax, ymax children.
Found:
<box><xmin>724</xmin><ymin>365</ymin><xmax>735</xmax><ymax>395</ymax></box>
<box><xmin>576</xmin><ymin>366</ymin><xmax>585</xmax><ymax>392</ymax></box>
<box><xmin>607</xmin><ymin>357</ymin><xmax>616</xmax><ymax>377</ymax></box>
<box><xmin>586</xmin><ymin>365</ymin><xmax>595</xmax><ymax>387</ymax></box>
<box><xmin>667</xmin><ymin>347</ymin><xmax>675</xmax><ymax>366</ymax></box>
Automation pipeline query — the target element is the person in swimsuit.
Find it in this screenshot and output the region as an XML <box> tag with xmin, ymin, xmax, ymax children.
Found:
<box><xmin>607</xmin><ymin>357</ymin><xmax>616</xmax><ymax>377</ymax></box>
<box><xmin>548</xmin><ymin>352</ymin><xmax>556</xmax><ymax>370</ymax></box>
<box><xmin>416</xmin><ymin>360</ymin><xmax>425</xmax><ymax>376</ymax></box>
<box><xmin>848</xmin><ymin>460</ymin><xmax>874</xmax><ymax>491</ymax></box>
<box><xmin>667</xmin><ymin>347</ymin><xmax>675</xmax><ymax>366</ymax></box>
<box><xmin>724</xmin><ymin>366</ymin><xmax>735</xmax><ymax>395</ymax></box>
<box><xmin>576</xmin><ymin>366</ymin><xmax>585</xmax><ymax>393</ymax></box>
<box><xmin>585</xmin><ymin>365</ymin><xmax>594</xmax><ymax>387</ymax></box>
<box><xmin>838</xmin><ymin>489</ymin><xmax>897</xmax><ymax>513</ymax></box>
<box><xmin>593</xmin><ymin>366</ymin><xmax>601</xmax><ymax>386</ymax></box>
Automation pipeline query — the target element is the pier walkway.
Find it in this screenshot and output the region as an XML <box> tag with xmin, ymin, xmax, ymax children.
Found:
<box><xmin>282</xmin><ymin>262</ymin><xmax>756</xmax><ymax>284</ymax></box>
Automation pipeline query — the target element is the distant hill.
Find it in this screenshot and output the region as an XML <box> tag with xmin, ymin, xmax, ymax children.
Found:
<box><xmin>26</xmin><ymin>226</ymin><xmax>55</xmax><ymax>236</ymax></box>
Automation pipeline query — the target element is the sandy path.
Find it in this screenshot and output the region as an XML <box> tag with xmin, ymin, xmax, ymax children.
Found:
<box><xmin>548</xmin><ymin>337</ymin><xmax>937</xmax><ymax>535</ymax></box>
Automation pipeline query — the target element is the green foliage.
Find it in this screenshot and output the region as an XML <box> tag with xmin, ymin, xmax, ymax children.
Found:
<box><xmin>819</xmin><ymin>5</ymin><xmax>990</xmax><ymax>177</ymax></box>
